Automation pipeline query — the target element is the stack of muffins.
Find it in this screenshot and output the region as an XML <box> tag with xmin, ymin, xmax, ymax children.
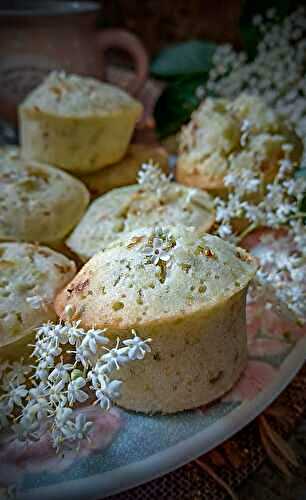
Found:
<box><xmin>7</xmin><ymin>71</ymin><xmax>301</xmax><ymax>414</ymax></box>
<box><xmin>0</xmin><ymin>71</ymin><xmax>167</xmax><ymax>362</ymax></box>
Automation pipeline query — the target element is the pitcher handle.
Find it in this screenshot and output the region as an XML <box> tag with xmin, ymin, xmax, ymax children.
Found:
<box><xmin>96</xmin><ymin>28</ymin><xmax>149</xmax><ymax>96</ymax></box>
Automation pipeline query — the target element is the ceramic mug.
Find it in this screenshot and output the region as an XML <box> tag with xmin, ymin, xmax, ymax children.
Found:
<box><xmin>0</xmin><ymin>1</ymin><xmax>149</xmax><ymax>124</ymax></box>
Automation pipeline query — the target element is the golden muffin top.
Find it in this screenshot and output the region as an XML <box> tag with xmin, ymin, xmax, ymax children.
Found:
<box><xmin>66</xmin><ymin>164</ymin><xmax>215</xmax><ymax>261</ymax></box>
<box><xmin>57</xmin><ymin>225</ymin><xmax>257</xmax><ymax>329</ymax></box>
<box><xmin>0</xmin><ymin>154</ymin><xmax>89</xmax><ymax>243</ymax></box>
<box><xmin>178</xmin><ymin>94</ymin><xmax>302</xmax><ymax>189</ymax></box>
<box><xmin>20</xmin><ymin>71</ymin><xmax>143</xmax><ymax>118</ymax></box>
<box><xmin>0</xmin><ymin>242</ymin><xmax>76</xmax><ymax>347</ymax></box>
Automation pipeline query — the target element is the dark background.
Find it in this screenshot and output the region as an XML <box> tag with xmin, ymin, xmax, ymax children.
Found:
<box><xmin>101</xmin><ymin>0</ymin><xmax>242</xmax><ymax>55</ymax></box>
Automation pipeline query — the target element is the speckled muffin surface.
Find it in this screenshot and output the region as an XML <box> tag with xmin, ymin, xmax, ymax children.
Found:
<box><xmin>177</xmin><ymin>94</ymin><xmax>302</xmax><ymax>194</ymax></box>
<box><xmin>0</xmin><ymin>155</ymin><xmax>89</xmax><ymax>244</ymax></box>
<box><xmin>19</xmin><ymin>71</ymin><xmax>143</xmax><ymax>173</ymax></box>
<box><xmin>0</xmin><ymin>242</ymin><xmax>76</xmax><ymax>359</ymax></box>
<box><xmin>81</xmin><ymin>144</ymin><xmax>169</xmax><ymax>197</ymax></box>
<box><xmin>56</xmin><ymin>226</ymin><xmax>257</xmax><ymax>413</ymax></box>
<box><xmin>66</xmin><ymin>168</ymin><xmax>215</xmax><ymax>261</ymax></box>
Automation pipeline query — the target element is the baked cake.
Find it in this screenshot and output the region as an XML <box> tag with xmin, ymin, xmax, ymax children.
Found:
<box><xmin>81</xmin><ymin>144</ymin><xmax>168</xmax><ymax>197</ymax></box>
<box><xmin>56</xmin><ymin>225</ymin><xmax>257</xmax><ymax>413</ymax></box>
<box><xmin>19</xmin><ymin>71</ymin><xmax>143</xmax><ymax>174</ymax></box>
<box><xmin>0</xmin><ymin>242</ymin><xmax>76</xmax><ymax>361</ymax></box>
<box><xmin>0</xmin><ymin>155</ymin><xmax>89</xmax><ymax>244</ymax></box>
<box><xmin>67</xmin><ymin>164</ymin><xmax>215</xmax><ymax>261</ymax></box>
<box><xmin>177</xmin><ymin>94</ymin><xmax>302</xmax><ymax>196</ymax></box>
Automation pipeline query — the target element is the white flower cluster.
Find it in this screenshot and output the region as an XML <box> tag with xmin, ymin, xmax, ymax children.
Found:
<box><xmin>249</xmin><ymin>233</ymin><xmax>306</xmax><ymax>324</ymax></box>
<box><xmin>137</xmin><ymin>162</ymin><xmax>172</xmax><ymax>198</ymax></box>
<box><xmin>214</xmin><ymin>145</ymin><xmax>306</xmax><ymax>324</ymax></box>
<box><xmin>206</xmin><ymin>6</ymin><xmax>306</xmax><ymax>163</ymax></box>
<box><xmin>215</xmin><ymin>146</ymin><xmax>306</xmax><ymax>242</ymax></box>
<box><xmin>0</xmin><ymin>323</ymin><xmax>151</xmax><ymax>452</ymax></box>
<box><xmin>202</xmin><ymin>7</ymin><xmax>306</xmax><ymax>325</ymax></box>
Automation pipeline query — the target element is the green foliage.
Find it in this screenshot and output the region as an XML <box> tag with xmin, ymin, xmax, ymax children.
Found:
<box><xmin>151</xmin><ymin>40</ymin><xmax>216</xmax><ymax>79</ymax></box>
<box><xmin>151</xmin><ymin>40</ymin><xmax>217</xmax><ymax>137</ymax></box>
<box><xmin>151</xmin><ymin>1</ymin><xmax>305</xmax><ymax>140</ymax></box>
<box><xmin>154</xmin><ymin>75</ymin><xmax>209</xmax><ymax>139</ymax></box>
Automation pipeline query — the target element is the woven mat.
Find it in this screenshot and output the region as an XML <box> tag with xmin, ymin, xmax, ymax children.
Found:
<box><xmin>108</xmin><ymin>364</ymin><xmax>306</xmax><ymax>500</ymax></box>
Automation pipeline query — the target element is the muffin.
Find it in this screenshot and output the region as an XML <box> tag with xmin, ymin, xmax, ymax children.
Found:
<box><xmin>0</xmin><ymin>242</ymin><xmax>76</xmax><ymax>361</ymax></box>
<box><xmin>66</xmin><ymin>164</ymin><xmax>215</xmax><ymax>261</ymax></box>
<box><xmin>81</xmin><ymin>144</ymin><xmax>169</xmax><ymax>197</ymax></box>
<box><xmin>56</xmin><ymin>225</ymin><xmax>257</xmax><ymax>413</ymax></box>
<box><xmin>177</xmin><ymin>94</ymin><xmax>302</xmax><ymax>195</ymax></box>
<box><xmin>19</xmin><ymin>71</ymin><xmax>143</xmax><ymax>174</ymax></box>
<box><xmin>0</xmin><ymin>155</ymin><xmax>89</xmax><ymax>244</ymax></box>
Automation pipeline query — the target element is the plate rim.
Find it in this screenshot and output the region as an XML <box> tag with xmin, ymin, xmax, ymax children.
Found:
<box><xmin>19</xmin><ymin>336</ymin><xmax>306</xmax><ymax>500</ymax></box>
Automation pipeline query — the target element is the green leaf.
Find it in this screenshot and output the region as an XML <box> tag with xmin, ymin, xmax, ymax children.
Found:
<box><xmin>240</xmin><ymin>25</ymin><xmax>260</xmax><ymax>61</ymax></box>
<box><xmin>150</xmin><ymin>40</ymin><xmax>216</xmax><ymax>79</ymax></box>
<box><xmin>154</xmin><ymin>75</ymin><xmax>209</xmax><ymax>139</ymax></box>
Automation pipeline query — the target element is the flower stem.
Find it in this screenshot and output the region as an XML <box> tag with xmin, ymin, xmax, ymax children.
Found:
<box><xmin>236</xmin><ymin>222</ymin><xmax>258</xmax><ymax>243</ymax></box>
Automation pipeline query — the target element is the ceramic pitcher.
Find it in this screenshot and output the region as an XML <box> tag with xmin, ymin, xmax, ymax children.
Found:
<box><xmin>0</xmin><ymin>1</ymin><xmax>149</xmax><ymax>124</ymax></box>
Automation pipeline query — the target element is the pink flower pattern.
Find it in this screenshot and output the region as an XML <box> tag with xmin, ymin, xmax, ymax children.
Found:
<box><xmin>0</xmin><ymin>406</ymin><xmax>122</xmax><ymax>485</ymax></box>
<box><xmin>223</xmin><ymin>361</ymin><xmax>278</xmax><ymax>402</ymax></box>
<box><xmin>222</xmin><ymin>228</ymin><xmax>306</xmax><ymax>404</ymax></box>
<box><xmin>246</xmin><ymin>303</ymin><xmax>302</xmax><ymax>357</ymax></box>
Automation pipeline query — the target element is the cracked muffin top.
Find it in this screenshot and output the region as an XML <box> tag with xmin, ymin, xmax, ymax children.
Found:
<box><xmin>57</xmin><ymin>225</ymin><xmax>257</xmax><ymax>329</ymax></box>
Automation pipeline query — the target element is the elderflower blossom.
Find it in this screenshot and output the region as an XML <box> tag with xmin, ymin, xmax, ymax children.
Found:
<box><xmin>213</xmin><ymin>148</ymin><xmax>306</xmax><ymax>324</ymax></box>
<box><xmin>13</xmin><ymin>418</ymin><xmax>41</xmax><ymax>443</ymax></box>
<box><xmin>67</xmin><ymin>377</ymin><xmax>88</xmax><ymax>405</ymax></box>
<box><xmin>6</xmin><ymin>384</ymin><xmax>28</xmax><ymax>409</ymax></box>
<box><xmin>143</xmin><ymin>237</ymin><xmax>171</xmax><ymax>266</ymax></box>
<box><xmin>81</xmin><ymin>327</ymin><xmax>109</xmax><ymax>354</ymax></box>
<box><xmin>94</xmin><ymin>379</ymin><xmax>123</xmax><ymax>411</ymax></box>
<box><xmin>61</xmin><ymin>414</ymin><xmax>94</xmax><ymax>445</ymax></box>
<box><xmin>206</xmin><ymin>6</ymin><xmax>306</xmax><ymax>164</ymax></box>
<box><xmin>101</xmin><ymin>339</ymin><xmax>129</xmax><ymax>371</ymax></box>
<box><xmin>137</xmin><ymin>161</ymin><xmax>172</xmax><ymax>198</ymax></box>
<box><xmin>214</xmin><ymin>148</ymin><xmax>306</xmax><ymax>241</ymax></box>
<box><xmin>249</xmin><ymin>234</ymin><xmax>306</xmax><ymax>324</ymax></box>
<box><xmin>123</xmin><ymin>329</ymin><xmax>152</xmax><ymax>360</ymax></box>
<box><xmin>216</xmin><ymin>222</ymin><xmax>233</xmax><ymax>239</ymax></box>
<box><xmin>48</xmin><ymin>360</ymin><xmax>74</xmax><ymax>383</ymax></box>
<box><xmin>0</xmin><ymin>321</ymin><xmax>151</xmax><ymax>452</ymax></box>
<box><xmin>23</xmin><ymin>395</ymin><xmax>50</xmax><ymax>422</ymax></box>
<box><xmin>1</xmin><ymin>359</ymin><xmax>31</xmax><ymax>386</ymax></box>
<box><xmin>142</xmin><ymin>226</ymin><xmax>176</xmax><ymax>268</ymax></box>
<box><xmin>204</xmin><ymin>8</ymin><xmax>306</xmax><ymax>326</ymax></box>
